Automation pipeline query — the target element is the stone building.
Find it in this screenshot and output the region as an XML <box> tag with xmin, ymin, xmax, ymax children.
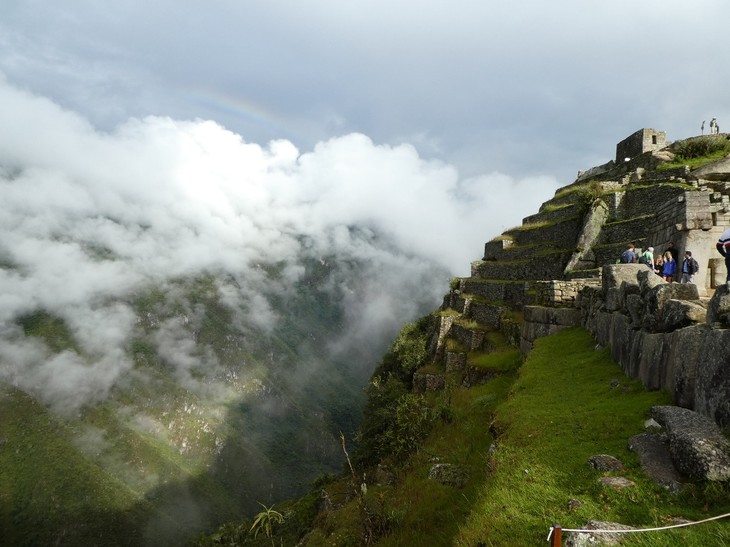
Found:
<box><xmin>615</xmin><ymin>128</ymin><xmax>667</xmax><ymax>163</ymax></box>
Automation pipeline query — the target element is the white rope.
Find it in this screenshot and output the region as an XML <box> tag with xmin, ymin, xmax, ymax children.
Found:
<box><xmin>547</xmin><ymin>511</ymin><xmax>730</xmax><ymax>542</ymax></box>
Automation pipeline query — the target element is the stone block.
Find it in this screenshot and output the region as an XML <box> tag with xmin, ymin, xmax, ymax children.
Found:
<box><xmin>660</xmin><ymin>299</ymin><xmax>706</xmax><ymax>332</ymax></box>
<box><xmin>602</xmin><ymin>264</ymin><xmax>647</xmax><ymax>292</ymax></box>
<box><xmin>445</xmin><ymin>352</ymin><xmax>467</xmax><ymax>372</ymax></box>
<box><xmin>651</xmin><ymin>406</ymin><xmax>730</xmax><ymax>481</ymax></box>
<box><xmin>692</xmin><ymin>328</ymin><xmax>730</xmax><ymax>427</ymax></box>
<box><xmin>707</xmin><ymin>284</ymin><xmax>730</xmax><ymax>327</ymax></box>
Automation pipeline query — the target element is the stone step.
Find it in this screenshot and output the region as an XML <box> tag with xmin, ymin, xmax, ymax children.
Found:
<box><xmin>451</xmin><ymin>295</ymin><xmax>510</xmax><ymax>329</ymax></box>
<box><xmin>471</xmin><ymin>251</ymin><xmax>573</xmax><ymax>281</ymax></box>
<box><xmin>503</xmin><ymin>216</ymin><xmax>582</xmax><ymax>247</ymax></box>
<box><xmin>610</xmin><ymin>184</ymin><xmax>687</xmax><ymax>221</ymax></box>
<box><xmin>484</xmin><ymin>242</ymin><xmax>572</xmax><ymax>262</ymax></box>
<box><xmin>597</xmin><ymin>216</ymin><xmax>656</xmax><ymax>247</ymax></box>
<box><xmin>522</xmin><ymin>203</ymin><xmax>579</xmax><ymax>226</ymax></box>
<box><xmin>459</xmin><ymin>279</ymin><xmax>530</xmax><ymax>307</ymax></box>
<box><xmin>449</xmin><ymin>322</ymin><xmax>486</xmax><ymax>351</ymax></box>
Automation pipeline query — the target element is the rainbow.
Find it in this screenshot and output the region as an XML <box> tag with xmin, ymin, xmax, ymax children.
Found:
<box><xmin>184</xmin><ymin>86</ymin><xmax>293</xmax><ymax>141</ymax></box>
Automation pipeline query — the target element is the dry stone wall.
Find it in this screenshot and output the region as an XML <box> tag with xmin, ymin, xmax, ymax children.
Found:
<box><xmin>521</xmin><ymin>264</ymin><xmax>730</xmax><ymax>429</ymax></box>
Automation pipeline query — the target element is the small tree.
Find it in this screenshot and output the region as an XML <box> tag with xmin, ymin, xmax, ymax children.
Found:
<box><xmin>250</xmin><ymin>502</ymin><xmax>284</xmax><ymax>546</ymax></box>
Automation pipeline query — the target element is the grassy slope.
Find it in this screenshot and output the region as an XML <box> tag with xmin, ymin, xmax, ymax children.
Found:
<box><xmin>0</xmin><ymin>388</ymin><xmax>149</xmax><ymax>547</ymax></box>
<box><xmin>221</xmin><ymin>327</ymin><xmax>730</xmax><ymax>546</ymax></box>
<box><xmin>1</xmin><ymin>264</ymin><xmax>376</xmax><ymax>546</ymax></box>
<box><xmin>455</xmin><ymin>327</ymin><xmax>730</xmax><ymax>546</ymax></box>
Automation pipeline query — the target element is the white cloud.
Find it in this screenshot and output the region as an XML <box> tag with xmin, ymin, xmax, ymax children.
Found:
<box><xmin>0</xmin><ymin>80</ymin><xmax>559</xmax><ymax>410</ymax></box>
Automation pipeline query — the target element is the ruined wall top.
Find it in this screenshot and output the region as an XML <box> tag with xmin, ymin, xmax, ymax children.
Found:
<box><xmin>615</xmin><ymin>128</ymin><xmax>667</xmax><ymax>163</ymax></box>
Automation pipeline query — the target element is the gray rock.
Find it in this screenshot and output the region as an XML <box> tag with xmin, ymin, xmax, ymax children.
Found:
<box><xmin>692</xmin><ymin>328</ymin><xmax>730</xmax><ymax>428</ymax></box>
<box><xmin>651</xmin><ymin>406</ymin><xmax>730</xmax><ymax>481</ymax></box>
<box><xmin>461</xmin><ymin>365</ymin><xmax>497</xmax><ymax>388</ymax></box>
<box><xmin>642</xmin><ymin>283</ymin><xmax>700</xmax><ymax>332</ymax></box>
<box><xmin>565</xmin><ymin>520</ymin><xmax>637</xmax><ymax>547</ymax></box>
<box><xmin>598</xmin><ymin>476</ymin><xmax>635</xmax><ymax>489</ymax></box>
<box><xmin>588</xmin><ymin>454</ymin><xmax>624</xmax><ymax>472</ymax></box>
<box><xmin>628</xmin><ymin>432</ymin><xmax>683</xmax><ymax>492</ymax></box>
<box><xmin>625</xmin><ymin>293</ymin><xmax>643</xmax><ymax>325</ymax></box>
<box><xmin>445</xmin><ymin>352</ymin><xmax>466</xmax><ymax>372</ymax></box>
<box><xmin>428</xmin><ymin>463</ymin><xmax>468</xmax><ymax>488</ymax></box>
<box><xmin>660</xmin><ymin>299</ymin><xmax>707</xmax><ymax>331</ymax></box>
<box><xmin>605</xmin><ymin>287</ymin><xmax>623</xmax><ymax>312</ymax></box>
<box><xmin>412</xmin><ymin>373</ymin><xmax>445</xmax><ymax>393</ymax></box>
<box><xmin>602</xmin><ymin>264</ymin><xmax>647</xmax><ymax>293</ymax></box>
<box><xmin>707</xmin><ymin>284</ymin><xmax>730</xmax><ymax>327</ymax></box>
<box><xmin>637</xmin><ymin>268</ymin><xmax>665</xmax><ymax>295</ymax></box>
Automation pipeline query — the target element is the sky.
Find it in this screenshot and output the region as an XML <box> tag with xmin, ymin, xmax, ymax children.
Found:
<box><xmin>1</xmin><ymin>1</ymin><xmax>728</xmax><ymax>183</ymax></box>
<box><xmin>1</xmin><ymin>1</ymin><xmax>730</xmax><ymax>411</ymax></box>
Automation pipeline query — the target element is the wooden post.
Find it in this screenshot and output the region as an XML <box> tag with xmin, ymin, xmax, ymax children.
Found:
<box><xmin>551</xmin><ymin>524</ymin><xmax>562</xmax><ymax>547</ymax></box>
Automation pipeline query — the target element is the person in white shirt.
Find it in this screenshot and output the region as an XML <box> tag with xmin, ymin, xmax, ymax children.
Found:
<box><xmin>716</xmin><ymin>227</ymin><xmax>730</xmax><ymax>285</ymax></box>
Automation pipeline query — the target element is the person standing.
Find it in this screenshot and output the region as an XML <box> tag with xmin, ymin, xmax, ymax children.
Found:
<box><xmin>638</xmin><ymin>246</ymin><xmax>654</xmax><ymax>269</ymax></box>
<box><xmin>716</xmin><ymin>227</ymin><xmax>730</xmax><ymax>285</ymax></box>
<box><xmin>680</xmin><ymin>251</ymin><xmax>699</xmax><ymax>284</ymax></box>
<box><xmin>666</xmin><ymin>242</ymin><xmax>679</xmax><ymax>281</ymax></box>
<box><xmin>620</xmin><ymin>243</ymin><xmax>637</xmax><ymax>264</ymax></box>
<box><xmin>662</xmin><ymin>251</ymin><xmax>676</xmax><ymax>283</ymax></box>
<box><xmin>654</xmin><ymin>254</ymin><xmax>664</xmax><ymax>277</ymax></box>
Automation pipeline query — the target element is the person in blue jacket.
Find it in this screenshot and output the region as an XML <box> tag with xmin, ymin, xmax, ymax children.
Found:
<box><xmin>661</xmin><ymin>251</ymin><xmax>676</xmax><ymax>283</ymax></box>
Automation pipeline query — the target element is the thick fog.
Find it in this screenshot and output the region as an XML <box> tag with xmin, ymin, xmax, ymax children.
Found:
<box><xmin>0</xmin><ymin>80</ymin><xmax>559</xmax><ymax>412</ymax></box>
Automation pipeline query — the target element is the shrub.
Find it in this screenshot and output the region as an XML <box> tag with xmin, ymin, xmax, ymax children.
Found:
<box><xmin>381</xmin><ymin>393</ymin><xmax>435</xmax><ymax>459</ymax></box>
<box><xmin>673</xmin><ymin>136</ymin><xmax>730</xmax><ymax>160</ymax></box>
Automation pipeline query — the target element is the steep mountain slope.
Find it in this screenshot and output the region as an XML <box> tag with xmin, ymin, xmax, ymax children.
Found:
<box><xmin>0</xmin><ymin>241</ymin><xmax>447</xmax><ymax>546</ymax></box>
<box><xmin>196</xmin><ymin>131</ymin><xmax>730</xmax><ymax>545</ymax></box>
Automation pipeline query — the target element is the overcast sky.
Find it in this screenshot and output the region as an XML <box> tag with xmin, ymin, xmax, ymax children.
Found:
<box><xmin>1</xmin><ymin>1</ymin><xmax>730</xmax><ymax>411</ymax></box>
<box><xmin>3</xmin><ymin>1</ymin><xmax>728</xmax><ymax>184</ymax></box>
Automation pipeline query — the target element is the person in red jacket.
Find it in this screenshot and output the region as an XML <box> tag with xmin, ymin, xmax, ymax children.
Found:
<box><xmin>717</xmin><ymin>227</ymin><xmax>730</xmax><ymax>285</ymax></box>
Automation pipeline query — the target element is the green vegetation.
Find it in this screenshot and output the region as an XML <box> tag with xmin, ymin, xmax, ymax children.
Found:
<box><xmin>250</xmin><ymin>503</ymin><xmax>285</xmax><ymax>545</ymax></box>
<box><xmin>603</xmin><ymin>213</ymin><xmax>655</xmax><ymax>226</ymax></box>
<box><xmin>0</xmin><ymin>387</ymin><xmax>149</xmax><ymax>547</ymax></box>
<box><xmin>660</xmin><ymin>136</ymin><xmax>730</xmax><ymax>171</ymax></box>
<box><xmin>201</xmin><ymin>328</ymin><xmax>730</xmax><ymax>546</ymax></box>
<box><xmin>553</xmin><ymin>180</ymin><xmax>604</xmax><ymax>205</ymax></box>
<box><xmin>4</xmin><ymin>255</ymin><xmax>408</xmax><ymax>545</ymax></box>
<box><xmin>16</xmin><ymin>310</ymin><xmax>79</xmax><ymax>353</ymax></box>
<box><xmin>540</xmin><ymin>203</ymin><xmax>575</xmax><ymax>213</ymax></box>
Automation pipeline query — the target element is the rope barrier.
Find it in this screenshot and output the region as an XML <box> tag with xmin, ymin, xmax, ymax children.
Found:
<box><xmin>547</xmin><ymin>511</ymin><xmax>730</xmax><ymax>543</ymax></box>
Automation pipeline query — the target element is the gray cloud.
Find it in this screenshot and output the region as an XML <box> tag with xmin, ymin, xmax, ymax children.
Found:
<box><xmin>2</xmin><ymin>1</ymin><xmax>729</xmax><ymax>184</ymax></box>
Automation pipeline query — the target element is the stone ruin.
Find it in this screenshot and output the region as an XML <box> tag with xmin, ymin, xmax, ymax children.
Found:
<box><xmin>431</xmin><ymin>127</ymin><xmax>730</xmax><ymax>430</ymax></box>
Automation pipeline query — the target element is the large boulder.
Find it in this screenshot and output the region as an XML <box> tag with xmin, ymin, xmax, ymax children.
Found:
<box><xmin>692</xmin><ymin>328</ymin><xmax>730</xmax><ymax>428</ymax></box>
<box><xmin>642</xmin><ymin>283</ymin><xmax>700</xmax><ymax>332</ymax></box>
<box><xmin>628</xmin><ymin>432</ymin><xmax>683</xmax><ymax>492</ymax></box>
<box><xmin>651</xmin><ymin>406</ymin><xmax>730</xmax><ymax>481</ymax></box>
<box><xmin>637</xmin><ymin>268</ymin><xmax>665</xmax><ymax>294</ymax></box>
<box><xmin>602</xmin><ymin>264</ymin><xmax>648</xmax><ymax>293</ymax></box>
<box><xmin>660</xmin><ymin>299</ymin><xmax>707</xmax><ymax>331</ymax></box>
<box><xmin>707</xmin><ymin>283</ymin><xmax>730</xmax><ymax>327</ymax></box>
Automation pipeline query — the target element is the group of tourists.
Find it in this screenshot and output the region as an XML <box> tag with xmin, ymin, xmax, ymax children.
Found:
<box><xmin>619</xmin><ymin>241</ymin><xmax>699</xmax><ymax>284</ymax></box>
<box><xmin>613</xmin><ymin>226</ymin><xmax>730</xmax><ymax>288</ymax></box>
